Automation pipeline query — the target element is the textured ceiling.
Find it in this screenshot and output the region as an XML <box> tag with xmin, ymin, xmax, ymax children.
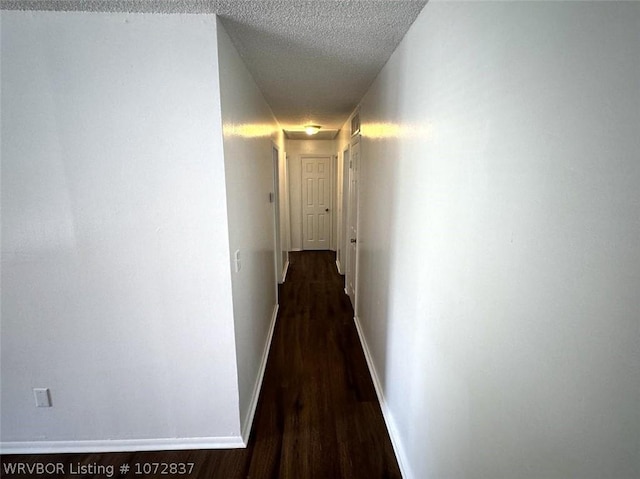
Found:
<box><xmin>2</xmin><ymin>0</ymin><xmax>428</xmax><ymax>132</ymax></box>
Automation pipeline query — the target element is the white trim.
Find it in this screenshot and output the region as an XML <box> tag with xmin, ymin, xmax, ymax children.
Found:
<box><xmin>353</xmin><ymin>315</ymin><xmax>411</xmax><ymax>479</ymax></box>
<box><xmin>330</xmin><ymin>154</ymin><xmax>336</xmax><ymax>251</ymax></box>
<box><xmin>283</xmin><ymin>153</ymin><xmax>291</xmax><ymax>254</ymax></box>
<box><xmin>0</xmin><ymin>436</ymin><xmax>244</xmax><ymax>455</ymax></box>
<box><xmin>272</xmin><ymin>144</ymin><xmax>282</xmax><ymax>291</ymax></box>
<box><xmin>240</xmin><ymin>303</ymin><xmax>279</xmax><ymax>444</ymax></box>
<box><xmin>350</xmin><ymin>135</ymin><xmax>361</xmax><ymax>318</ymax></box>
<box><xmin>290</xmin><ymin>248</ymin><xmax>303</xmax><ymax>252</ymax></box>
<box><xmin>281</xmin><ymin>260</ymin><xmax>290</xmax><ymax>283</ymax></box>
<box><xmin>336</xmin><ymin>259</ymin><xmax>343</xmax><ymax>275</ymax></box>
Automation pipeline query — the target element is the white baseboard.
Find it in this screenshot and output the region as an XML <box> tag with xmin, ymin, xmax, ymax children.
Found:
<box><xmin>335</xmin><ymin>259</ymin><xmax>343</xmax><ymax>275</ymax></box>
<box><xmin>240</xmin><ymin>303</ymin><xmax>279</xmax><ymax>444</ymax></box>
<box><xmin>290</xmin><ymin>248</ymin><xmax>302</xmax><ymax>252</ymax></box>
<box><xmin>0</xmin><ymin>436</ymin><xmax>244</xmax><ymax>455</ymax></box>
<box><xmin>281</xmin><ymin>260</ymin><xmax>289</xmax><ymax>283</ymax></box>
<box><xmin>353</xmin><ymin>315</ymin><xmax>411</xmax><ymax>479</ymax></box>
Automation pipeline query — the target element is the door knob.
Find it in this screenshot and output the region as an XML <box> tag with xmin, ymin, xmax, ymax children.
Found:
<box><xmin>350</xmin><ymin>238</ymin><xmax>357</xmax><ymax>243</ymax></box>
<box><xmin>325</xmin><ymin>208</ymin><xmax>329</xmax><ymax>212</ymax></box>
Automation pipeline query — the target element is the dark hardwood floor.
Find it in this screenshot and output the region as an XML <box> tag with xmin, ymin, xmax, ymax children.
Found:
<box><xmin>1</xmin><ymin>251</ymin><xmax>401</xmax><ymax>478</ymax></box>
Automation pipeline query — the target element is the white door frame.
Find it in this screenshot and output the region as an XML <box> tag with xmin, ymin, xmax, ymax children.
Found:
<box><xmin>272</xmin><ymin>144</ymin><xmax>282</xmax><ymax>298</ymax></box>
<box><xmin>331</xmin><ymin>154</ymin><xmax>338</xmax><ymax>252</ymax></box>
<box><xmin>280</xmin><ymin>152</ymin><xmax>291</xmax><ymax>282</ymax></box>
<box><xmin>336</xmin><ymin>146</ymin><xmax>350</xmax><ymax>275</ymax></box>
<box><xmin>346</xmin><ymin>136</ymin><xmax>360</xmax><ymax>312</ymax></box>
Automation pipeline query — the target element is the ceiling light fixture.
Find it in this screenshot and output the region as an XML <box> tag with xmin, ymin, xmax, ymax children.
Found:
<box><xmin>304</xmin><ymin>125</ymin><xmax>321</xmax><ymax>136</ymax></box>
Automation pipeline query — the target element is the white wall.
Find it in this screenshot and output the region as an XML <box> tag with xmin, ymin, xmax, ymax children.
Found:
<box><xmin>353</xmin><ymin>2</ymin><xmax>640</xmax><ymax>478</ymax></box>
<box><xmin>1</xmin><ymin>12</ymin><xmax>242</xmax><ymax>452</ymax></box>
<box><xmin>216</xmin><ymin>19</ymin><xmax>284</xmax><ymax>440</ymax></box>
<box><xmin>286</xmin><ymin>140</ymin><xmax>337</xmax><ymax>251</ymax></box>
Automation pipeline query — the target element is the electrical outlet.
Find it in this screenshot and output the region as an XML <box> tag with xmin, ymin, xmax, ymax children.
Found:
<box><xmin>33</xmin><ymin>388</ymin><xmax>52</xmax><ymax>407</ymax></box>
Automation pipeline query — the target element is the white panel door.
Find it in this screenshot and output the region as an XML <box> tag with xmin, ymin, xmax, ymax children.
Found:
<box><xmin>346</xmin><ymin>138</ymin><xmax>359</xmax><ymax>309</ymax></box>
<box><xmin>302</xmin><ymin>157</ymin><xmax>331</xmax><ymax>250</ymax></box>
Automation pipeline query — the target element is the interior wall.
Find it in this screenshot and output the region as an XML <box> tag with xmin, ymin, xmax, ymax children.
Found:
<box><xmin>1</xmin><ymin>11</ymin><xmax>241</xmax><ymax>451</ymax></box>
<box><xmin>286</xmin><ymin>139</ymin><xmax>337</xmax><ymax>251</ymax></box>
<box><xmin>353</xmin><ymin>2</ymin><xmax>640</xmax><ymax>479</ymax></box>
<box><xmin>216</xmin><ymin>19</ymin><xmax>285</xmax><ymax>439</ymax></box>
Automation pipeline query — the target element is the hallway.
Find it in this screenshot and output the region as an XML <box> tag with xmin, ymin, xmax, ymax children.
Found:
<box><xmin>241</xmin><ymin>251</ymin><xmax>400</xmax><ymax>478</ymax></box>
<box><xmin>0</xmin><ymin>251</ymin><xmax>401</xmax><ymax>479</ymax></box>
<box><xmin>3</xmin><ymin>3</ymin><xmax>639</xmax><ymax>477</ymax></box>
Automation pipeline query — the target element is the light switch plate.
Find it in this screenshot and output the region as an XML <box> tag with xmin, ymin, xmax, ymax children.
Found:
<box><xmin>234</xmin><ymin>249</ymin><xmax>241</xmax><ymax>273</ymax></box>
<box><xmin>34</xmin><ymin>388</ymin><xmax>52</xmax><ymax>407</ymax></box>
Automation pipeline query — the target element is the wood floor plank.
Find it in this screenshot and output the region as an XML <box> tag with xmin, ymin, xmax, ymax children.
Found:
<box><xmin>1</xmin><ymin>251</ymin><xmax>401</xmax><ymax>478</ymax></box>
